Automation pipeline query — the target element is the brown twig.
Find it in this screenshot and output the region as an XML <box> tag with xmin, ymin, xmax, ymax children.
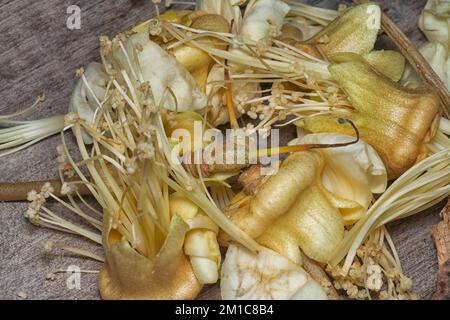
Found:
<box><xmin>432</xmin><ymin>199</ymin><xmax>450</xmax><ymax>300</ymax></box>
<box><xmin>353</xmin><ymin>0</ymin><xmax>450</xmax><ymax>119</ymax></box>
<box><xmin>0</xmin><ymin>180</ymin><xmax>90</xmax><ymax>202</ymax></box>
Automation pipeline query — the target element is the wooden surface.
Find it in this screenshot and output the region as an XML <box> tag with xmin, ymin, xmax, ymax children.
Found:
<box><xmin>0</xmin><ymin>0</ymin><xmax>444</xmax><ymax>300</ymax></box>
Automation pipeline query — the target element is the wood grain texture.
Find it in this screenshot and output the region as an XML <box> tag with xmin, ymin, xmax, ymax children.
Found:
<box><xmin>0</xmin><ymin>0</ymin><xmax>444</xmax><ymax>300</ymax></box>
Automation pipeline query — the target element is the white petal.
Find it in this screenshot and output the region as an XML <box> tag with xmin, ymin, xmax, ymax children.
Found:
<box><xmin>298</xmin><ymin>133</ymin><xmax>387</xmax><ymax>223</ymax></box>
<box><xmin>221</xmin><ymin>245</ymin><xmax>327</xmax><ymax>300</ymax></box>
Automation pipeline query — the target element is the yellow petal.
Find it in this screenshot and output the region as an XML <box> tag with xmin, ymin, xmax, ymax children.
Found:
<box><xmin>299</xmin><ymin>58</ymin><xmax>440</xmax><ymax>178</ymax></box>
<box><xmin>172</xmin><ymin>14</ymin><xmax>229</xmax><ymax>88</ymax></box>
<box><xmin>364</xmin><ymin>50</ymin><xmax>405</xmax><ymax>82</ymax></box>
<box><xmin>169</xmin><ymin>192</ymin><xmax>200</xmax><ymax>220</ymax></box>
<box><xmin>99</xmin><ymin>214</ymin><xmax>201</xmax><ymax>300</ymax></box>
<box><xmin>305</xmin><ymin>3</ymin><xmax>381</xmax><ymax>56</ymax></box>
<box><xmin>329</xmin><ymin>50</ymin><xmax>406</xmax><ymax>81</ymax></box>
<box><xmin>298</xmin><ymin>133</ymin><xmax>387</xmax><ymax>225</ymax></box>
<box><xmin>221</xmin><ymin>151</ymin><xmax>345</xmax><ymax>264</ymax></box>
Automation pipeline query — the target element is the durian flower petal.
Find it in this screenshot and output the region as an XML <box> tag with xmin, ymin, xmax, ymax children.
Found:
<box><xmin>221</xmin><ymin>244</ymin><xmax>328</xmax><ymax>300</ymax></box>
<box><xmin>69</xmin><ymin>62</ymin><xmax>109</xmax><ymax>144</ymax></box>
<box><xmin>240</xmin><ymin>0</ymin><xmax>290</xmax><ymax>42</ymax></box>
<box><xmin>298</xmin><ymin>133</ymin><xmax>387</xmax><ymax>224</ymax></box>
<box><xmin>99</xmin><ymin>215</ymin><xmax>201</xmax><ymax>300</ymax></box>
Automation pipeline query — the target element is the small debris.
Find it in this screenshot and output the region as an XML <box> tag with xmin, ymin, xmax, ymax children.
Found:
<box><xmin>17</xmin><ymin>291</ymin><xmax>27</xmax><ymax>300</ymax></box>
<box><xmin>46</xmin><ymin>272</ymin><xmax>57</xmax><ymax>281</ymax></box>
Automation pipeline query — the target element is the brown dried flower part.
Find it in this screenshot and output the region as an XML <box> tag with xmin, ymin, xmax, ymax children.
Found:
<box><xmin>432</xmin><ymin>199</ymin><xmax>450</xmax><ymax>300</ymax></box>
<box><xmin>175</xmin><ymin>125</ymin><xmax>254</xmax><ymax>178</ymax></box>
<box><xmin>301</xmin><ymin>252</ymin><xmax>340</xmax><ymax>300</ymax></box>
<box><xmin>237</xmin><ymin>165</ymin><xmax>265</xmax><ymax>196</ymax></box>
<box><xmin>298</xmin><ymin>58</ymin><xmax>440</xmax><ymax>179</ymax></box>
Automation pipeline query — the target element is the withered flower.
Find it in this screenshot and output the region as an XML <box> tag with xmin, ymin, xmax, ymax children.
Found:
<box><xmin>298</xmin><ymin>58</ymin><xmax>440</xmax><ymax>178</ymax></box>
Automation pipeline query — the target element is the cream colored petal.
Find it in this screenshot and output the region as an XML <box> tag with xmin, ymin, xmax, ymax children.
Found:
<box><xmin>421</xmin><ymin>43</ymin><xmax>449</xmax><ymax>90</ymax></box>
<box><xmin>419</xmin><ymin>0</ymin><xmax>450</xmax><ymax>45</ymax></box>
<box><xmin>240</xmin><ymin>0</ymin><xmax>290</xmax><ymax>42</ymax></box>
<box><xmin>222</xmin><ymin>151</ymin><xmax>345</xmax><ymax>264</ymax></box>
<box><xmin>402</xmin><ymin>43</ymin><xmax>450</xmax><ymax>90</ymax></box>
<box><xmin>299</xmin><ymin>133</ymin><xmax>387</xmax><ymax>224</ymax></box>
<box><xmin>221</xmin><ymin>244</ymin><xmax>327</xmax><ymax>300</ymax></box>
<box><xmin>69</xmin><ymin>62</ymin><xmax>109</xmax><ymax>144</ymax></box>
<box><xmin>115</xmin><ymin>32</ymin><xmax>207</xmax><ymax>112</ymax></box>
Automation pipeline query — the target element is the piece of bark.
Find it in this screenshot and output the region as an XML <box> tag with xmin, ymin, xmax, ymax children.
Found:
<box><xmin>431</xmin><ymin>199</ymin><xmax>450</xmax><ymax>300</ymax></box>
<box><xmin>238</xmin><ymin>165</ymin><xmax>264</xmax><ymax>196</ymax></box>
<box><xmin>301</xmin><ymin>252</ymin><xmax>340</xmax><ymax>300</ymax></box>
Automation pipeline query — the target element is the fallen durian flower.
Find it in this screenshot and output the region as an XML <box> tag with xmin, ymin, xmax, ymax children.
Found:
<box><xmin>198</xmin><ymin>0</ymin><xmax>289</xmax><ymax>126</ymax></box>
<box><xmin>220</xmin><ymin>151</ymin><xmax>345</xmax><ymax>264</ymax></box>
<box><xmin>4</xmin><ymin>0</ymin><xmax>447</xmax><ymax>302</ymax></box>
<box><xmin>221</xmin><ymin>244</ymin><xmax>328</xmax><ymax>300</ymax></box>
<box><xmin>100</xmin><ymin>215</ymin><xmax>202</xmax><ymax>299</ymax></box>
<box><xmin>293</xmin><ymin>133</ymin><xmax>387</xmax><ymax>225</ymax></box>
<box><xmin>20</xmin><ymin>13</ymin><xmax>262</xmax><ymax>299</ymax></box>
<box><xmin>59</xmin><ymin>112</ymin><xmax>206</xmax><ymax>299</ymax></box>
<box><xmin>162</xmin><ymin>4</ymin><xmax>333</xmax><ymax>98</ymax></box>
<box><xmin>102</xmin><ymin>30</ymin><xmax>207</xmax><ymax>112</ymax></box>
<box><xmin>291</xmin><ymin>4</ymin><xmax>405</xmax><ymax>81</ymax></box>
<box><xmin>331</xmin><ymin>148</ymin><xmax>450</xmax><ymax>274</ymax></box>
<box><xmin>168</xmin><ymin>13</ymin><xmax>230</xmax><ymax>88</ymax></box>
<box><xmin>298</xmin><ymin>58</ymin><xmax>441</xmax><ymax>179</ymax></box>
<box><xmin>63</xmin><ymin>103</ymin><xmax>258</xmax><ymax>299</ymax></box>
<box><xmin>220</xmin><ymin>132</ymin><xmax>387</xmax><ymax>264</ymax></box>
<box><xmin>197</xmin><ymin>0</ymin><xmax>245</xmax><ymax>34</ymax></box>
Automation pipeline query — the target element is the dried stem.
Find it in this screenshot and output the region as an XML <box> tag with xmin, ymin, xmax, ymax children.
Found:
<box><xmin>0</xmin><ymin>180</ymin><xmax>90</xmax><ymax>202</ymax></box>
